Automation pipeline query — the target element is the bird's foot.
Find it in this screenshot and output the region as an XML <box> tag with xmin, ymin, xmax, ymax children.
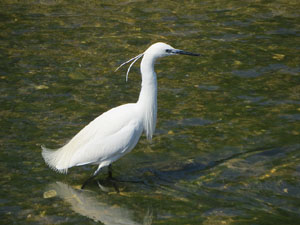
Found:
<box><xmin>97</xmin><ymin>178</ymin><xmax>120</xmax><ymax>193</ymax></box>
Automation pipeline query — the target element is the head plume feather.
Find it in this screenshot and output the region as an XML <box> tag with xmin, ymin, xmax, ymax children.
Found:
<box><xmin>115</xmin><ymin>53</ymin><xmax>144</xmax><ymax>82</ymax></box>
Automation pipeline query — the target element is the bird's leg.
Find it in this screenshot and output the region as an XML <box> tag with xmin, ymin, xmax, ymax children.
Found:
<box><xmin>112</xmin><ymin>181</ymin><xmax>120</xmax><ymax>193</ymax></box>
<box><xmin>108</xmin><ymin>164</ymin><xmax>113</xmax><ymax>179</ymax></box>
<box><xmin>81</xmin><ymin>165</ymin><xmax>102</xmax><ymax>189</ymax></box>
<box><xmin>107</xmin><ymin>165</ymin><xmax>119</xmax><ymax>193</ymax></box>
<box><xmin>81</xmin><ymin>174</ymin><xmax>97</xmax><ymax>189</ymax></box>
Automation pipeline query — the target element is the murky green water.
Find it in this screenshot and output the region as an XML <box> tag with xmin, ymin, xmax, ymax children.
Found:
<box><xmin>1</xmin><ymin>0</ymin><xmax>300</xmax><ymax>224</ymax></box>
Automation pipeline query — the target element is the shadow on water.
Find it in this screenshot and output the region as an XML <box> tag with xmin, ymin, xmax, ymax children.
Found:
<box><xmin>45</xmin><ymin>182</ymin><xmax>153</xmax><ymax>225</ymax></box>
<box><xmin>40</xmin><ymin>142</ymin><xmax>300</xmax><ymax>224</ymax></box>
<box><xmin>140</xmin><ymin>145</ymin><xmax>283</xmax><ymax>184</ymax></box>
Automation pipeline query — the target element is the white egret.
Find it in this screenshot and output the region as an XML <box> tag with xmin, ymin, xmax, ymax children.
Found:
<box><xmin>42</xmin><ymin>42</ymin><xmax>199</xmax><ymax>188</ymax></box>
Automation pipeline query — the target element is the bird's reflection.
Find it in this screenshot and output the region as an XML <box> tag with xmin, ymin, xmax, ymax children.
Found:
<box><xmin>45</xmin><ymin>182</ymin><xmax>152</xmax><ymax>225</ymax></box>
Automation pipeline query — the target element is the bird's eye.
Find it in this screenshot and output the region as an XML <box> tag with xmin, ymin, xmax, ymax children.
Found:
<box><xmin>165</xmin><ymin>49</ymin><xmax>172</xmax><ymax>53</ymax></box>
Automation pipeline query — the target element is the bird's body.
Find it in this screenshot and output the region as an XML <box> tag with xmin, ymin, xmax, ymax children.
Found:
<box><xmin>42</xmin><ymin>104</ymin><xmax>143</xmax><ymax>174</ymax></box>
<box><xmin>42</xmin><ymin>42</ymin><xmax>199</xmax><ymax>183</ymax></box>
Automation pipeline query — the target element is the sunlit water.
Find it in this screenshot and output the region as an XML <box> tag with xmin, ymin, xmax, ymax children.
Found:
<box><xmin>1</xmin><ymin>0</ymin><xmax>299</xmax><ymax>224</ymax></box>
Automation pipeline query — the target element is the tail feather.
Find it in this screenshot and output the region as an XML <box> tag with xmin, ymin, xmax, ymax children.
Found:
<box><xmin>41</xmin><ymin>145</ymin><xmax>69</xmax><ymax>174</ymax></box>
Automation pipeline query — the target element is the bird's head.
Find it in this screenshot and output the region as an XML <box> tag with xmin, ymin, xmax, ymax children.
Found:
<box><xmin>145</xmin><ymin>42</ymin><xmax>200</xmax><ymax>59</ymax></box>
<box><xmin>115</xmin><ymin>42</ymin><xmax>200</xmax><ymax>81</ymax></box>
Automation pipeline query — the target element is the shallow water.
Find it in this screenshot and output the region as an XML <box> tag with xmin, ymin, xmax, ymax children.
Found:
<box><xmin>1</xmin><ymin>0</ymin><xmax>300</xmax><ymax>224</ymax></box>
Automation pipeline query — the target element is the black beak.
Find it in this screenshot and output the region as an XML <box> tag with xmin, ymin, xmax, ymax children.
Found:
<box><xmin>168</xmin><ymin>49</ymin><xmax>201</xmax><ymax>56</ymax></box>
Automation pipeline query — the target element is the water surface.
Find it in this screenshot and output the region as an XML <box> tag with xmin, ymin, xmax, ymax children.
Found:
<box><xmin>1</xmin><ymin>0</ymin><xmax>300</xmax><ymax>224</ymax></box>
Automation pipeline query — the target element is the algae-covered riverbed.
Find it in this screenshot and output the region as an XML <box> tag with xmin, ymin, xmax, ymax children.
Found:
<box><xmin>1</xmin><ymin>0</ymin><xmax>300</xmax><ymax>224</ymax></box>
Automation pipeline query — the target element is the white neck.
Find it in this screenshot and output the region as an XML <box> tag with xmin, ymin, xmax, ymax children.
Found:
<box><xmin>137</xmin><ymin>53</ymin><xmax>158</xmax><ymax>141</ymax></box>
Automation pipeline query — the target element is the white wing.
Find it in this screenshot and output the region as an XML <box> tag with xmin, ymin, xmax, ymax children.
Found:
<box><xmin>70</xmin><ymin>116</ymin><xmax>143</xmax><ymax>167</ymax></box>
<box><xmin>42</xmin><ymin>103</ymin><xmax>143</xmax><ymax>173</ymax></box>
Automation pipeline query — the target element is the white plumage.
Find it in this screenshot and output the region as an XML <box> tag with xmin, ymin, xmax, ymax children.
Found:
<box><xmin>42</xmin><ymin>104</ymin><xmax>143</xmax><ymax>174</ymax></box>
<box><xmin>42</xmin><ymin>42</ymin><xmax>199</xmax><ymax>179</ymax></box>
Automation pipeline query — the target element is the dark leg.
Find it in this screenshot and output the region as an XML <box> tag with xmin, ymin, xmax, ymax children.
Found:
<box><xmin>81</xmin><ymin>165</ymin><xmax>103</xmax><ymax>189</ymax></box>
<box><xmin>112</xmin><ymin>181</ymin><xmax>120</xmax><ymax>193</ymax></box>
<box><xmin>108</xmin><ymin>164</ymin><xmax>112</xmax><ymax>179</ymax></box>
<box><xmin>81</xmin><ymin>165</ymin><xmax>112</xmax><ymax>189</ymax></box>
<box><xmin>81</xmin><ymin>173</ymin><xmax>97</xmax><ymax>189</ymax></box>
